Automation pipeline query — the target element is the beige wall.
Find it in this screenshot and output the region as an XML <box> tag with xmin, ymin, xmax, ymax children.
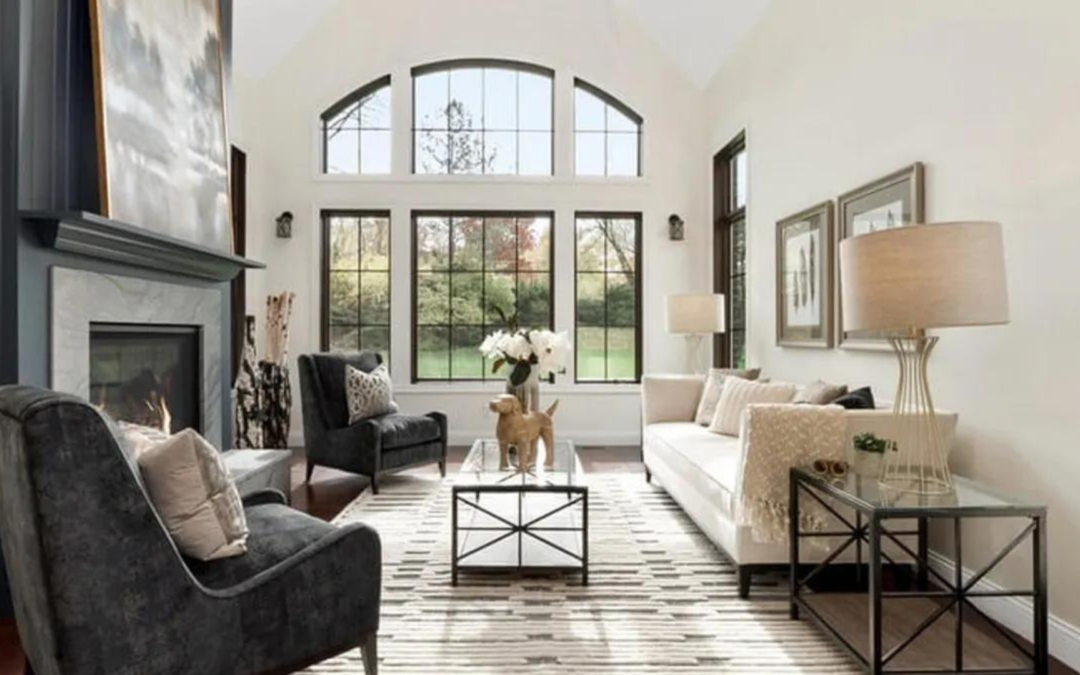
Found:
<box><xmin>705</xmin><ymin>0</ymin><xmax>1080</xmax><ymax>635</ymax></box>
<box><xmin>234</xmin><ymin>0</ymin><xmax>712</xmax><ymax>446</ymax></box>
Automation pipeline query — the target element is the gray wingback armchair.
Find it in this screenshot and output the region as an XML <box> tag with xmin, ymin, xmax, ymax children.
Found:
<box><xmin>299</xmin><ymin>352</ymin><xmax>447</xmax><ymax>493</ymax></box>
<box><xmin>0</xmin><ymin>386</ymin><xmax>381</xmax><ymax>675</ymax></box>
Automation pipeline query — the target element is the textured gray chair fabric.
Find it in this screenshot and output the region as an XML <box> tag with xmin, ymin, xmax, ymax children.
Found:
<box><xmin>299</xmin><ymin>352</ymin><xmax>448</xmax><ymax>493</ymax></box>
<box><xmin>0</xmin><ymin>386</ymin><xmax>381</xmax><ymax>675</ymax></box>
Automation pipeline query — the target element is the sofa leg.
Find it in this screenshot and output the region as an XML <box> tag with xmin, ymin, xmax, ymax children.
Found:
<box><xmin>644</xmin><ymin>466</ymin><xmax>651</xmax><ymax>483</ymax></box>
<box><xmin>305</xmin><ymin>461</ymin><xmax>315</xmax><ymax>483</ymax></box>
<box><xmin>25</xmin><ymin>658</ymin><xmax>35</xmax><ymax>675</ymax></box>
<box><xmin>737</xmin><ymin>566</ymin><xmax>752</xmax><ymax>599</ymax></box>
<box><xmin>360</xmin><ymin>632</ymin><xmax>377</xmax><ymax>675</ymax></box>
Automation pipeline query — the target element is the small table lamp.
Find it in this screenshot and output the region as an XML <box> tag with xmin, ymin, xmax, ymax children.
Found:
<box><xmin>665</xmin><ymin>294</ymin><xmax>725</xmax><ymax>374</ymax></box>
<box><xmin>840</xmin><ymin>221</ymin><xmax>1009</xmax><ymax>494</ymax></box>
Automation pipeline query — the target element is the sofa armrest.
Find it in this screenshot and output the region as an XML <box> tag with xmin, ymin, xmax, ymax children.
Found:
<box><xmin>642</xmin><ymin>375</ymin><xmax>704</xmax><ymax>425</ymax></box>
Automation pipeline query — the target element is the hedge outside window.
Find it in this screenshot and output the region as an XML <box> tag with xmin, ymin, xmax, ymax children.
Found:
<box><xmin>574</xmin><ymin>80</ymin><xmax>642</xmax><ymax>177</ymax></box>
<box><xmin>322</xmin><ymin>76</ymin><xmax>391</xmax><ymax>174</ymax></box>
<box><xmin>322</xmin><ymin>211</ymin><xmax>391</xmax><ymax>363</ymax></box>
<box><xmin>413</xmin><ymin>212</ymin><xmax>553</xmax><ymax>381</ymax></box>
<box><xmin>412</xmin><ymin>60</ymin><xmax>554</xmax><ymax>176</ymax></box>
<box><xmin>575</xmin><ymin>213</ymin><xmax>642</xmax><ymax>382</ymax></box>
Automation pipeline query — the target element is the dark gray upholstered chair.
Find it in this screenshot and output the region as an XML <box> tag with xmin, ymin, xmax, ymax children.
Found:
<box><xmin>0</xmin><ymin>386</ymin><xmax>381</xmax><ymax>675</ymax></box>
<box><xmin>299</xmin><ymin>352</ymin><xmax>447</xmax><ymax>493</ymax></box>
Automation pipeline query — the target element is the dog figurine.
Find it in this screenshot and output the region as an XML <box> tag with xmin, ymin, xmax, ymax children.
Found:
<box><xmin>489</xmin><ymin>394</ymin><xmax>559</xmax><ymax>472</ymax></box>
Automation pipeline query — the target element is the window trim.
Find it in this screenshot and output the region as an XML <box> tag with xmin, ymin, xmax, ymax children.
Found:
<box><xmin>320</xmin><ymin>209</ymin><xmax>393</xmax><ymax>359</ymax></box>
<box><xmin>410</xmin><ymin>209</ymin><xmax>556</xmax><ymax>383</ymax></box>
<box><xmin>573</xmin><ymin>78</ymin><xmax>644</xmax><ymax>177</ymax></box>
<box><xmin>410</xmin><ymin>59</ymin><xmax>555</xmax><ymax>176</ymax></box>
<box><xmin>321</xmin><ymin>75</ymin><xmax>392</xmax><ymax>174</ymax></box>
<box><xmin>713</xmin><ymin>132</ymin><xmax>746</xmax><ymax>368</ymax></box>
<box><xmin>573</xmin><ymin>211</ymin><xmax>643</xmax><ymax>384</ymax></box>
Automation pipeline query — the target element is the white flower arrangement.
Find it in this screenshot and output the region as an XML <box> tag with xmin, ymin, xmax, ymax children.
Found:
<box><xmin>479</xmin><ymin>327</ymin><xmax>572</xmax><ymax>385</ymax></box>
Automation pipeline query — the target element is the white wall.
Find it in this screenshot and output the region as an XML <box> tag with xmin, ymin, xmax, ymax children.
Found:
<box><xmin>705</xmin><ymin>0</ymin><xmax>1080</xmax><ymax>649</ymax></box>
<box><xmin>235</xmin><ymin>0</ymin><xmax>711</xmax><ymax>446</ymax></box>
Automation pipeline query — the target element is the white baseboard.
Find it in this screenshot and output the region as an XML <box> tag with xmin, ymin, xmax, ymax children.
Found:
<box><xmin>928</xmin><ymin>551</ymin><xmax>1080</xmax><ymax>670</ymax></box>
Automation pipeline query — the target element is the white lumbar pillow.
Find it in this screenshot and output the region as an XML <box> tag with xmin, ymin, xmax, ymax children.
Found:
<box><xmin>709</xmin><ymin>376</ymin><xmax>797</xmax><ymax>437</ymax></box>
<box><xmin>346</xmin><ymin>363</ymin><xmax>399</xmax><ymax>424</ymax></box>
<box><xmin>138</xmin><ymin>428</ymin><xmax>249</xmax><ymax>561</ymax></box>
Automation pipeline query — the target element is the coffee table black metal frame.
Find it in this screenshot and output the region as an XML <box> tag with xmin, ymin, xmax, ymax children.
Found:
<box><xmin>452</xmin><ymin>442</ymin><xmax>588</xmax><ymax>586</ymax></box>
<box><xmin>790</xmin><ymin>467</ymin><xmax>1048</xmax><ymax>675</ymax></box>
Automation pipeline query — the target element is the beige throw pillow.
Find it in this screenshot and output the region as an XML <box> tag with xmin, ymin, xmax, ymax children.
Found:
<box><xmin>346</xmin><ymin>364</ymin><xmax>399</xmax><ymax>424</ymax></box>
<box><xmin>693</xmin><ymin>367</ymin><xmax>762</xmax><ymax>425</ymax></box>
<box><xmin>708</xmin><ymin>377</ymin><xmax>797</xmax><ymax>437</ymax></box>
<box><xmin>794</xmin><ymin>380</ymin><xmax>848</xmax><ymax>405</ymax></box>
<box><xmin>138</xmin><ymin>429</ymin><xmax>248</xmax><ymax>561</ymax></box>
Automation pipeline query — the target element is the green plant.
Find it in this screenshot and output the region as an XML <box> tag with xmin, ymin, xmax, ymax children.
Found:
<box><xmin>853</xmin><ymin>432</ymin><xmax>896</xmax><ymax>454</ymax></box>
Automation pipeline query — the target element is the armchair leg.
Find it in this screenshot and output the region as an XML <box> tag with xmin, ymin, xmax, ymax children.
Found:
<box><xmin>438</xmin><ymin>459</ymin><xmax>446</xmax><ymax>477</ymax></box>
<box><xmin>360</xmin><ymin>632</ymin><xmax>378</xmax><ymax>675</ymax></box>
<box><xmin>305</xmin><ymin>461</ymin><xmax>315</xmax><ymax>483</ymax></box>
<box><xmin>369</xmin><ymin>473</ymin><xmax>379</xmax><ymax>495</ymax></box>
<box><xmin>25</xmin><ymin>658</ymin><xmax>35</xmax><ymax>675</ymax></box>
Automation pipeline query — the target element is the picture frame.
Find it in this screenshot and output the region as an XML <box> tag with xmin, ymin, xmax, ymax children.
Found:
<box><xmin>89</xmin><ymin>0</ymin><xmax>233</xmax><ymax>254</ymax></box>
<box><xmin>835</xmin><ymin>162</ymin><xmax>925</xmax><ymax>350</ymax></box>
<box><xmin>776</xmin><ymin>201</ymin><xmax>834</xmax><ymax>348</ymax></box>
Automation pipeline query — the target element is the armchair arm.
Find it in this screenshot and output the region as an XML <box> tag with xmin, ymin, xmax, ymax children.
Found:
<box><xmin>642</xmin><ymin>375</ymin><xmax>704</xmax><ymax>425</ymax></box>
<box><xmin>424</xmin><ymin>411</ymin><xmax>448</xmax><ymax>448</ymax></box>
<box><xmin>241</xmin><ymin>489</ymin><xmax>289</xmax><ymax>508</ymax></box>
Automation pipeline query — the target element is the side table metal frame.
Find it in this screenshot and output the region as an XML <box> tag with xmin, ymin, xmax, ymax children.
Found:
<box><xmin>789</xmin><ymin>468</ymin><xmax>1048</xmax><ymax>675</ymax></box>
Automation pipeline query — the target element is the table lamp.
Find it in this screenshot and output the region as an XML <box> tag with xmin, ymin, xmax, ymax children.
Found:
<box><xmin>840</xmin><ymin>221</ymin><xmax>1009</xmax><ymax>494</ymax></box>
<box><xmin>665</xmin><ymin>294</ymin><xmax>725</xmax><ymax>374</ymax></box>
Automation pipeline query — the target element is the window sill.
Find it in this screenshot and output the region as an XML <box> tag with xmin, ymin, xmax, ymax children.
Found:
<box><xmin>310</xmin><ymin>173</ymin><xmax>651</xmax><ymax>188</ymax></box>
<box><xmin>396</xmin><ymin>382</ymin><xmax>641</xmax><ymax>396</ymax></box>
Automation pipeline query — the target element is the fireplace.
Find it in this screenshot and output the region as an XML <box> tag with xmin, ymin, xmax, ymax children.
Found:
<box><xmin>90</xmin><ymin>323</ymin><xmax>202</xmax><ymax>434</ymax></box>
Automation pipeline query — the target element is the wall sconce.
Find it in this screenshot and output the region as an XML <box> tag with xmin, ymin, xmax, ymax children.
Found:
<box><xmin>668</xmin><ymin>214</ymin><xmax>685</xmax><ymax>241</ymax></box>
<box><xmin>275</xmin><ymin>211</ymin><xmax>294</xmax><ymax>239</ymax></box>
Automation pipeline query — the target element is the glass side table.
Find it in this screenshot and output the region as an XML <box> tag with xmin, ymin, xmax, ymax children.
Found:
<box><xmin>789</xmin><ymin>467</ymin><xmax>1048</xmax><ymax>674</ymax></box>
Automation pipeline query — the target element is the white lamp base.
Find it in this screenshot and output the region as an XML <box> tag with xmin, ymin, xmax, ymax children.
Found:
<box><xmin>879</xmin><ymin>334</ymin><xmax>953</xmax><ymax>495</ymax></box>
<box><xmin>682</xmin><ymin>334</ymin><xmax>708</xmax><ymax>375</ymax></box>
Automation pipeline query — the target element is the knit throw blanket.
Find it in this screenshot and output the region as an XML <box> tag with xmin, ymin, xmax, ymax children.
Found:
<box><xmin>734</xmin><ymin>404</ymin><xmax>847</xmax><ymax>544</ymax></box>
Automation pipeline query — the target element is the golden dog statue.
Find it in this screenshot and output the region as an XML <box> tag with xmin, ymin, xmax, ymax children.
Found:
<box><xmin>489</xmin><ymin>394</ymin><xmax>559</xmax><ymax>472</ymax></box>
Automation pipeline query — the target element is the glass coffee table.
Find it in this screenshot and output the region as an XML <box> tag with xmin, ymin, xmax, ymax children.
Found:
<box><xmin>452</xmin><ymin>439</ymin><xmax>588</xmax><ymax>585</ymax></box>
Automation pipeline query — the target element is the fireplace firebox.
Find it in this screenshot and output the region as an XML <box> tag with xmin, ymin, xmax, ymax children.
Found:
<box><xmin>89</xmin><ymin>323</ymin><xmax>202</xmax><ymax>434</ymax></box>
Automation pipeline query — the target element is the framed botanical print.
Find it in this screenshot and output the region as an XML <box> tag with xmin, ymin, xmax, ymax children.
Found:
<box><xmin>836</xmin><ymin>163</ymin><xmax>925</xmax><ymax>349</ymax></box>
<box><xmin>776</xmin><ymin>201</ymin><xmax>834</xmax><ymax>347</ymax></box>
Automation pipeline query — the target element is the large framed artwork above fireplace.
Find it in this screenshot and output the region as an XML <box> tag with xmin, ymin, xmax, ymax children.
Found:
<box><xmin>51</xmin><ymin>267</ymin><xmax>225</xmax><ymax>449</ymax></box>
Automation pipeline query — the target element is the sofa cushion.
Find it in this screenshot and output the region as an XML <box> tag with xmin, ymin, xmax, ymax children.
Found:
<box><xmin>693</xmin><ymin>367</ymin><xmax>762</xmax><ymax>425</ymax></box>
<box><xmin>310</xmin><ymin>352</ymin><xmax>385</xmax><ymax>427</ymax></box>
<box><xmin>369</xmin><ymin>413</ymin><xmax>442</xmax><ymax>449</ymax></box>
<box><xmin>644</xmin><ymin>422</ymin><xmax>740</xmax><ymax>517</ymax></box>
<box><xmin>794</xmin><ymin>379</ymin><xmax>848</xmax><ymax>405</ymax></box>
<box><xmin>186</xmin><ymin>503</ymin><xmax>334</xmax><ymax>589</ymax></box>
<box><xmin>834</xmin><ymin>386</ymin><xmax>875</xmax><ymax>410</ymax></box>
<box><xmin>709</xmin><ymin>378</ymin><xmax>797</xmax><ymax>436</ymax></box>
<box><xmin>138</xmin><ymin>429</ymin><xmax>249</xmax><ymax>561</ymax></box>
<box><xmin>346</xmin><ymin>364</ymin><xmax>398</xmax><ymax>423</ymax></box>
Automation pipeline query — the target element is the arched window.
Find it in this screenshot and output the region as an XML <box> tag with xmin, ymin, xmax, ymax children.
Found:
<box><xmin>574</xmin><ymin>79</ymin><xmax>642</xmax><ymax>177</ymax></box>
<box><xmin>322</xmin><ymin>75</ymin><xmax>392</xmax><ymax>174</ymax></box>
<box><xmin>412</xmin><ymin>59</ymin><xmax>554</xmax><ymax>176</ymax></box>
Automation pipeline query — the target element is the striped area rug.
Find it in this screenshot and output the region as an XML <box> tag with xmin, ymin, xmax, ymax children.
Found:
<box><xmin>304</xmin><ymin>472</ymin><xmax>859</xmax><ymax>674</ymax></box>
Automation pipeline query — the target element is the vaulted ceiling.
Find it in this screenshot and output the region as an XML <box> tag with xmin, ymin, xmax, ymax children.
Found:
<box><xmin>233</xmin><ymin>0</ymin><xmax>772</xmax><ymax>88</ymax></box>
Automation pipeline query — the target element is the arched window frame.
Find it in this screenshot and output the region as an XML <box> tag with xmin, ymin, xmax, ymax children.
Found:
<box><xmin>573</xmin><ymin>78</ymin><xmax>644</xmax><ymax>177</ymax></box>
<box><xmin>410</xmin><ymin>58</ymin><xmax>555</xmax><ymax>176</ymax></box>
<box><xmin>321</xmin><ymin>74</ymin><xmax>392</xmax><ymax>174</ymax></box>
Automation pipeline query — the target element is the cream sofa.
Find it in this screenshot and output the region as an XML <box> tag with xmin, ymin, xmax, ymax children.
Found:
<box><xmin>641</xmin><ymin>374</ymin><xmax>958</xmax><ymax>598</ymax></box>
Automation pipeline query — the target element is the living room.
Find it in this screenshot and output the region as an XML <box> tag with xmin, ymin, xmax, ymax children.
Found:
<box><xmin>1</xmin><ymin>0</ymin><xmax>1078</xmax><ymax>673</ymax></box>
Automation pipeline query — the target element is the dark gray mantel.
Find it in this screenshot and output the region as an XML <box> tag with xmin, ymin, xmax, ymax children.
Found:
<box><xmin>24</xmin><ymin>210</ymin><xmax>263</xmax><ymax>282</ymax></box>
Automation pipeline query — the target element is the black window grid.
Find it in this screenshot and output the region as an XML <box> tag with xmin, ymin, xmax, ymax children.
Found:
<box><xmin>411</xmin><ymin>211</ymin><xmax>555</xmax><ymax>382</ymax></box>
<box><xmin>321</xmin><ymin>75</ymin><xmax>392</xmax><ymax>174</ymax></box>
<box><xmin>573</xmin><ymin>78</ymin><xmax>643</xmax><ymax>177</ymax></box>
<box><xmin>321</xmin><ymin>210</ymin><xmax>392</xmax><ymax>365</ymax></box>
<box><xmin>573</xmin><ymin>212</ymin><xmax>643</xmax><ymax>384</ymax></box>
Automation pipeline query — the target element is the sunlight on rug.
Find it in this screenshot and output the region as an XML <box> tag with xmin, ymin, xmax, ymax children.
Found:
<box><xmin>302</xmin><ymin>473</ymin><xmax>858</xmax><ymax>674</ymax></box>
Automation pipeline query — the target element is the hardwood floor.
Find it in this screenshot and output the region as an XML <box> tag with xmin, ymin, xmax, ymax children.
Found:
<box><xmin>0</xmin><ymin>446</ymin><xmax>1073</xmax><ymax>674</ymax></box>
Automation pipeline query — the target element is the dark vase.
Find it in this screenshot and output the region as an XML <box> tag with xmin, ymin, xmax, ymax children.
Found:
<box><xmin>260</xmin><ymin>361</ymin><xmax>292</xmax><ymax>449</ymax></box>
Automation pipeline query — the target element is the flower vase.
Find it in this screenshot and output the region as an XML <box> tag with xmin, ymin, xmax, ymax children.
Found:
<box><xmin>854</xmin><ymin>451</ymin><xmax>883</xmax><ymax>477</ymax></box>
<box><xmin>505</xmin><ymin>368</ymin><xmax>540</xmax><ymax>413</ymax></box>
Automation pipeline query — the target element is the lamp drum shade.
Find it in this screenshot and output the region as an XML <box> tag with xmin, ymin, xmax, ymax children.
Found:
<box><xmin>840</xmin><ymin>221</ymin><xmax>1009</xmax><ymax>332</ymax></box>
<box><xmin>665</xmin><ymin>294</ymin><xmax>726</xmax><ymax>334</ymax></box>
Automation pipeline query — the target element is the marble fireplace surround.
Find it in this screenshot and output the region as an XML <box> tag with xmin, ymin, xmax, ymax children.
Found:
<box><xmin>50</xmin><ymin>267</ymin><xmax>224</xmax><ymax>449</ymax></box>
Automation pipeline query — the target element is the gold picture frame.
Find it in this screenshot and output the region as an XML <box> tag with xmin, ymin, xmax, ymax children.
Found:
<box><xmin>835</xmin><ymin>162</ymin><xmax>925</xmax><ymax>350</ymax></box>
<box><xmin>776</xmin><ymin>201</ymin><xmax>834</xmax><ymax>348</ymax></box>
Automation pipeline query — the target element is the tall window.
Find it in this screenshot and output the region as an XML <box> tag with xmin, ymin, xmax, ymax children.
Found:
<box><xmin>322</xmin><ymin>211</ymin><xmax>391</xmax><ymax>363</ymax></box>
<box><xmin>322</xmin><ymin>76</ymin><xmax>392</xmax><ymax>174</ymax></box>
<box><xmin>412</xmin><ymin>60</ymin><xmax>554</xmax><ymax>176</ymax></box>
<box><xmin>714</xmin><ymin>133</ymin><xmax>747</xmax><ymax>368</ymax></box>
<box><xmin>413</xmin><ymin>212</ymin><xmax>553</xmax><ymax>381</ymax></box>
<box><xmin>575</xmin><ymin>213</ymin><xmax>641</xmax><ymax>383</ymax></box>
<box><xmin>574</xmin><ymin>79</ymin><xmax>642</xmax><ymax>177</ymax></box>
